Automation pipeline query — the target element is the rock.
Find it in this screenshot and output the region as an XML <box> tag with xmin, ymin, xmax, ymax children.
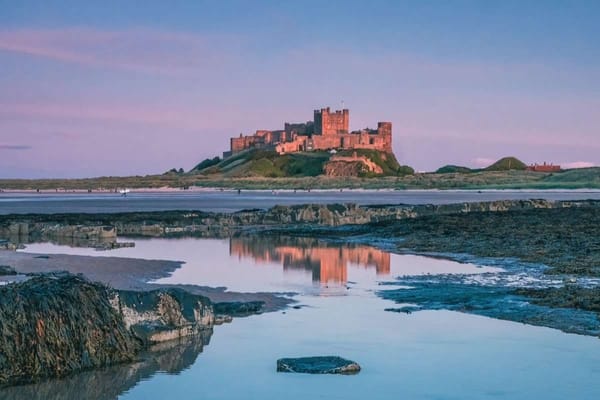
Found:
<box><xmin>0</xmin><ymin>273</ymin><xmax>141</xmax><ymax>386</ymax></box>
<box><xmin>276</xmin><ymin>356</ymin><xmax>361</xmax><ymax>374</ymax></box>
<box><xmin>111</xmin><ymin>288</ymin><xmax>214</xmax><ymax>346</ymax></box>
<box><xmin>92</xmin><ymin>241</ymin><xmax>135</xmax><ymax>251</ymax></box>
<box><xmin>385</xmin><ymin>305</ymin><xmax>421</xmax><ymax>314</ymax></box>
<box><xmin>4</xmin><ymin>199</ymin><xmax>598</xmax><ymax>239</ymax></box>
<box><xmin>0</xmin><ymin>265</ymin><xmax>17</xmax><ymax>275</ymax></box>
<box><xmin>0</xmin><ymin>240</ymin><xmax>17</xmax><ymax>251</ymax></box>
<box><xmin>0</xmin><ymin>272</ymin><xmax>216</xmax><ymax>387</ymax></box>
<box><xmin>324</xmin><ymin>155</ymin><xmax>384</xmax><ymax>177</ymax></box>
<box><xmin>213</xmin><ymin>301</ymin><xmax>264</xmax><ymax>317</ymax></box>
<box><xmin>214</xmin><ymin>315</ymin><xmax>233</xmax><ymax>325</ymax></box>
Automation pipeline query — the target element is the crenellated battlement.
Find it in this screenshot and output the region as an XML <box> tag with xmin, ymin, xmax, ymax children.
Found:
<box><xmin>314</xmin><ymin>107</ymin><xmax>349</xmax><ymax>135</ymax></box>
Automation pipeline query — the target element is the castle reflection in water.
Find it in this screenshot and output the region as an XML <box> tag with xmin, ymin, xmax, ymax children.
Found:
<box><xmin>229</xmin><ymin>236</ymin><xmax>390</xmax><ymax>285</ymax></box>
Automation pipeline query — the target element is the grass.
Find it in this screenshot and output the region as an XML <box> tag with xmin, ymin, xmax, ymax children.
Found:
<box><xmin>2</xmin><ymin>167</ymin><xmax>600</xmax><ymax>191</ymax></box>
<box><xmin>484</xmin><ymin>156</ymin><xmax>527</xmax><ymax>171</ymax></box>
<box><xmin>195</xmin><ymin>149</ymin><xmax>331</xmax><ymax>178</ymax></box>
<box><xmin>436</xmin><ymin>165</ymin><xmax>474</xmax><ymax>174</ymax></box>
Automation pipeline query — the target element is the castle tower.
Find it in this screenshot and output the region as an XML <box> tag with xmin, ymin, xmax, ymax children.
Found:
<box><xmin>376</xmin><ymin>122</ymin><xmax>393</xmax><ymax>152</ymax></box>
<box><xmin>314</xmin><ymin>107</ymin><xmax>349</xmax><ymax>135</ymax></box>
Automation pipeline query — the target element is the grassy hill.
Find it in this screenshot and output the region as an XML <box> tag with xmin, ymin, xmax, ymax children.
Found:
<box><xmin>2</xmin><ymin>154</ymin><xmax>597</xmax><ymax>191</ymax></box>
<box><xmin>433</xmin><ymin>157</ymin><xmax>527</xmax><ymax>175</ymax></box>
<box><xmin>537</xmin><ymin>167</ymin><xmax>600</xmax><ymax>188</ymax></box>
<box><xmin>193</xmin><ymin>149</ymin><xmax>411</xmax><ymax>178</ymax></box>
<box><xmin>194</xmin><ymin>149</ymin><xmax>331</xmax><ymax>178</ymax></box>
<box><xmin>484</xmin><ymin>157</ymin><xmax>527</xmax><ymax>171</ymax></box>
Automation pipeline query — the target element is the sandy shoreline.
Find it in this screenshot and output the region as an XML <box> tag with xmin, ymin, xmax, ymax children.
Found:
<box><xmin>0</xmin><ymin>250</ymin><xmax>291</xmax><ymax>311</ymax></box>
<box><xmin>3</xmin><ymin>187</ymin><xmax>600</xmax><ymax>195</ymax></box>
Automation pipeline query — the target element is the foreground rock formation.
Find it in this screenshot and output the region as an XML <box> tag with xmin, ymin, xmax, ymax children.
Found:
<box><xmin>277</xmin><ymin>356</ymin><xmax>361</xmax><ymax>374</ymax></box>
<box><xmin>112</xmin><ymin>287</ymin><xmax>214</xmax><ymax>346</ymax></box>
<box><xmin>0</xmin><ymin>273</ymin><xmax>215</xmax><ymax>387</ymax></box>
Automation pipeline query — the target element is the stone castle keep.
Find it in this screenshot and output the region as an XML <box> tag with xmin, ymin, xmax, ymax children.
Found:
<box><xmin>225</xmin><ymin>107</ymin><xmax>392</xmax><ymax>157</ymax></box>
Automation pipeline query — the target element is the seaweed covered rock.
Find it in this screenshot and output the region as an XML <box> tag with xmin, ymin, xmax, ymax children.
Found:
<box><xmin>276</xmin><ymin>356</ymin><xmax>361</xmax><ymax>374</ymax></box>
<box><xmin>213</xmin><ymin>301</ymin><xmax>264</xmax><ymax>317</ymax></box>
<box><xmin>0</xmin><ymin>273</ymin><xmax>141</xmax><ymax>386</ymax></box>
<box><xmin>0</xmin><ymin>273</ymin><xmax>218</xmax><ymax>387</ymax></box>
<box><xmin>0</xmin><ymin>265</ymin><xmax>17</xmax><ymax>275</ymax></box>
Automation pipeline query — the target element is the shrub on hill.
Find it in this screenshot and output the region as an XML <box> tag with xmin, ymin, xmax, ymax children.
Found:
<box><xmin>397</xmin><ymin>165</ymin><xmax>415</xmax><ymax>176</ymax></box>
<box><xmin>436</xmin><ymin>165</ymin><xmax>474</xmax><ymax>174</ymax></box>
<box><xmin>191</xmin><ymin>157</ymin><xmax>221</xmax><ymax>173</ymax></box>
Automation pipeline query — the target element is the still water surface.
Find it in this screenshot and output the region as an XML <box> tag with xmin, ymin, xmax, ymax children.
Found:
<box><xmin>2</xmin><ymin>189</ymin><xmax>600</xmax><ymax>214</ymax></box>
<box><xmin>6</xmin><ymin>237</ymin><xmax>600</xmax><ymax>399</ymax></box>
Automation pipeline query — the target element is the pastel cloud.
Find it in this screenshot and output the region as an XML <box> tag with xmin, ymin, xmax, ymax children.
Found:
<box><xmin>0</xmin><ymin>144</ymin><xmax>32</xmax><ymax>150</ymax></box>
<box><xmin>0</xmin><ymin>28</ymin><xmax>239</xmax><ymax>76</ymax></box>
<box><xmin>0</xmin><ymin>102</ymin><xmax>216</xmax><ymax>129</ymax></box>
<box><xmin>562</xmin><ymin>161</ymin><xmax>596</xmax><ymax>169</ymax></box>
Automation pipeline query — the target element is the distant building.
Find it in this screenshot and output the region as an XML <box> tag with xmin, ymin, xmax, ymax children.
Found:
<box><xmin>225</xmin><ymin>107</ymin><xmax>392</xmax><ymax>157</ymax></box>
<box><xmin>527</xmin><ymin>162</ymin><xmax>561</xmax><ymax>172</ymax></box>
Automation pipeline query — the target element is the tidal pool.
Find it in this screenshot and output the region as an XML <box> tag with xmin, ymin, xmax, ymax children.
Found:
<box><xmin>7</xmin><ymin>237</ymin><xmax>600</xmax><ymax>399</ymax></box>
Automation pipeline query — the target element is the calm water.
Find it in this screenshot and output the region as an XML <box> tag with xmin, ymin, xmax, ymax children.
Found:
<box><xmin>2</xmin><ymin>189</ymin><xmax>600</xmax><ymax>214</ymax></box>
<box><xmin>6</xmin><ymin>237</ymin><xmax>600</xmax><ymax>399</ymax></box>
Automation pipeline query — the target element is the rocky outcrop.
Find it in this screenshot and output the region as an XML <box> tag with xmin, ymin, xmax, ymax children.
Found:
<box><xmin>7</xmin><ymin>224</ymin><xmax>115</xmax><ymax>240</ymax></box>
<box><xmin>0</xmin><ymin>273</ymin><xmax>215</xmax><ymax>387</ymax></box>
<box><xmin>112</xmin><ymin>288</ymin><xmax>214</xmax><ymax>346</ymax></box>
<box><xmin>0</xmin><ymin>274</ymin><xmax>140</xmax><ymax>386</ymax></box>
<box><xmin>2</xmin><ymin>200</ymin><xmax>600</xmax><ymax>240</ymax></box>
<box><xmin>324</xmin><ymin>154</ymin><xmax>384</xmax><ymax>176</ymax></box>
<box><xmin>1</xmin><ymin>224</ymin><xmax>117</xmax><ymax>250</ymax></box>
<box><xmin>0</xmin><ymin>240</ymin><xmax>18</xmax><ymax>250</ymax></box>
<box><xmin>276</xmin><ymin>356</ymin><xmax>361</xmax><ymax>374</ymax></box>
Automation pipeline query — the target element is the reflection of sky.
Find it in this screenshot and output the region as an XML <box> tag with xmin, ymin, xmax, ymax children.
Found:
<box><xmin>2</xmin><ymin>2</ymin><xmax>600</xmax><ymax>177</ymax></box>
<box><xmin>14</xmin><ymin>236</ymin><xmax>600</xmax><ymax>399</ymax></box>
<box><xmin>126</xmin><ymin>295</ymin><xmax>600</xmax><ymax>400</ymax></box>
<box><xmin>21</xmin><ymin>237</ymin><xmax>500</xmax><ymax>293</ymax></box>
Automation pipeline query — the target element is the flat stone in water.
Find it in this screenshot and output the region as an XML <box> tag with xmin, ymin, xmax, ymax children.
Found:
<box><xmin>276</xmin><ymin>356</ymin><xmax>361</xmax><ymax>374</ymax></box>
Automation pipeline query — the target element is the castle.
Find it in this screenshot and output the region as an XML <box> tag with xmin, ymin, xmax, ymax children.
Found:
<box><xmin>224</xmin><ymin>107</ymin><xmax>392</xmax><ymax>158</ymax></box>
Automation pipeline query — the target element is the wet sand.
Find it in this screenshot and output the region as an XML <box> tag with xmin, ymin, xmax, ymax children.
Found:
<box><xmin>0</xmin><ymin>250</ymin><xmax>291</xmax><ymax>311</ymax></box>
<box><xmin>3</xmin><ymin>189</ymin><xmax>600</xmax><ymax>214</ymax></box>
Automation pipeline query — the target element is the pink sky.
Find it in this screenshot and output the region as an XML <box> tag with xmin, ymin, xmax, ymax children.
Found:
<box><xmin>1</xmin><ymin>26</ymin><xmax>598</xmax><ymax>178</ymax></box>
